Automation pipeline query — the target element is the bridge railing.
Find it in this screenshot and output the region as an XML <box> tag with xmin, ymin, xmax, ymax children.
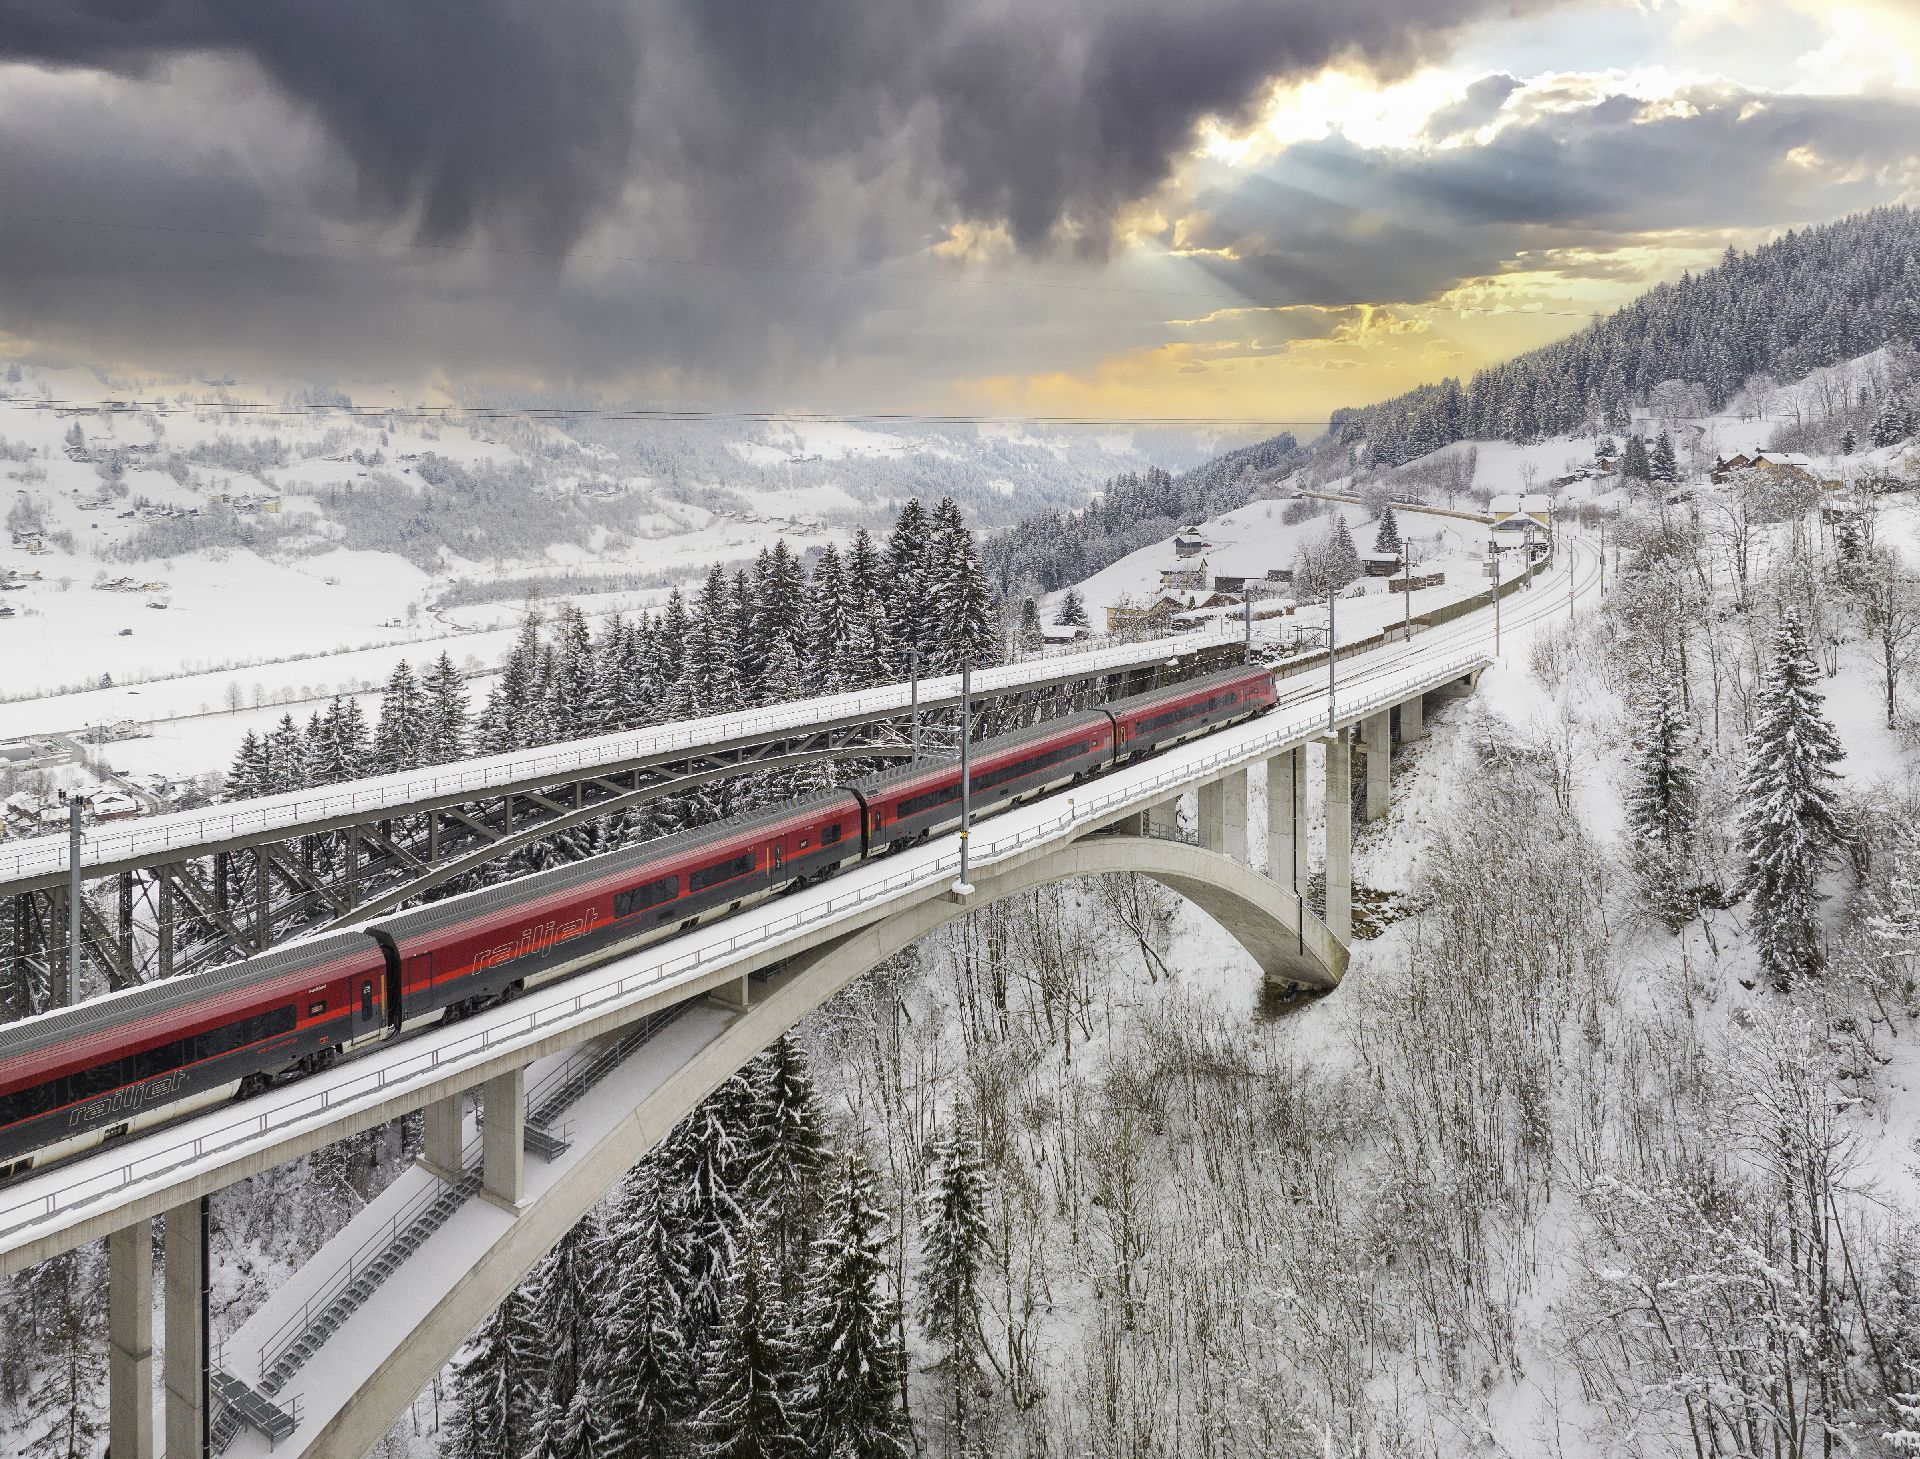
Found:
<box><xmin>0</xmin><ymin>624</ymin><xmax>1242</xmax><ymax>882</ymax></box>
<box><xmin>0</xmin><ymin>650</ymin><xmax>1483</xmax><ymax>1247</ymax></box>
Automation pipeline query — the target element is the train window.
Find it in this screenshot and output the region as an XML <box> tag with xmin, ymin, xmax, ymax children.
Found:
<box><xmin>615</xmin><ymin>876</ymin><xmax>678</xmax><ymax>917</ymax></box>
<box><xmin>899</xmin><ymin>783</ymin><xmax>961</xmax><ymax>818</ymax></box>
<box><xmin>0</xmin><ymin>1080</ymin><xmax>64</xmax><ymax>1128</ymax></box>
<box><xmin>130</xmin><ymin>1040</ymin><xmax>186</xmax><ymax>1081</ymax></box>
<box><xmin>690</xmin><ymin>853</ymin><xmax>755</xmax><ymax>892</ymax></box>
<box><xmin>191</xmin><ymin>1007</ymin><xmax>297</xmax><ymax>1063</ymax></box>
<box><xmin>821</xmin><ymin>822</ymin><xmax>842</xmax><ymax>844</ymax></box>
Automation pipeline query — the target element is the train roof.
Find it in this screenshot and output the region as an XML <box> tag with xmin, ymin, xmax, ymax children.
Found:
<box><xmin>372</xmin><ymin>785</ymin><xmax>865</xmax><ymax>945</ymax></box>
<box><xmin>848</xmin><ymin>709</ymin><xmax>1111</xmax><ymax>798</ymax></box>
<box><xmin>1104</xmin><ymin>664</ymin><xmax>1268</xmax><ymax>716</ymax></box>
<box><xmin>0</xmin><ymin>929</ymin><xmax>377</xmax><ymax>1066</ymax></box>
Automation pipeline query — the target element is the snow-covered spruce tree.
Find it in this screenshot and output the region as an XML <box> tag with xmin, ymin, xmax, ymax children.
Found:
<box><xmin>807</xmin><ymin>543</ymin><xmax>854</xmax><ymax>677</ymax></box>
<box><xmin>1016</xmin><ymin>598</ymin><xmax>1043</xmax><ymax>654</ymax></box>
<box><xmin>930</xmin><ymin>497</ymin><xmax>998</xmax><ymax>672</ymax></box>
<box><xmin>836</xmin><ymin>591</ymin><xmax>889</xmax><ymax>694</ymax></box>
<box><xmin>373</xmin><ymin>659</ymin><xmax>428</xmax><ymax>774</ymax></box>
<box><xmin>226</xmin><ymin>728</ymin><xmax>270</xmax><ymax>800</ymax></box>
<box><xmin>802</xmin><ymin>1155</ymin><xmax>910</xmax><ymax>1459</ymax></box>
<box><xmin>533</xmin><ymin>1211</ymin><xmax>608</xmax><ymax>1454</ymax></box>
<box><xmin>1627</xmin><ymin>677</ymin><xmax>1702</xmax><ymax>927</ymax></box>
<box><xmin>1874</xmin><ymin>393</ymin><xmax>1913</xmax><ymax>448</ymax></box>
<box><xmin>445</xmin><ymin>1284</ymin><xmax>547</xmax><ymax>1459</ymax></box>
<box><xmin>883</xmin><ymin>497</ymin><xmax>936</xmax><ymax>674</ymax></box>
<box><xmin>1842</xmin><ymin>427</ymin><xmax>1859</xmax><ymax>455</ymax></box>
<box><xmin>19</xmin><ymin>1248</ymin><xmax>103</xmax><ymax>1459</ymax></box>
<box><xmin>603</xmin><ymin>1173</ymin><xmax>698</xmax><ymax>1456</ymax></box>
<box><xmin>692</xmin><ymin>1239</ymin><xmax>807</xmax><ymax>1459</ymax></box>
<box><xmin>1056</xmin><ymin>588</ymin><xmax>1088</xmax><ymax>629</ymax></box>
<box><xmin>918</xmin><ymin>1119</ymin><xmax>990</xmax><ymax>1379</ymax></box>
<box><xmin>663</xmin><ymin>1071</ymin><xmax>764</xmax><ymax>1341</ymax></box>
<box><xmin>1372</xmin><ymin>505</ymin><xmax>1402</xmax><ymax>556</ymax></box>
<box><xmin>1650</xmin><ymin>430</ymin><xmax>1679</xmax><ymax>486</ymax></box>
<box><xmin>1737</xmin><ymin>615</ymin><xmax>1847</xmax><ymax>987</ymax></box>
<box><xmin>1326</xmin><ymin>515</ymin><xmax>1362</xmax><ymax>592</ymax></box>
<box><xmin>423</xmin><ymin>651</ymin><xmax>470</xmax><ymax>764</ymax></box>
<box><xmin>1622</xmin><ymin>434</ymin><xmax>1652</xmax><ymax>485</ymax></box>
<box><xmin>746</xmin><ymin>1035</ymin><xmax>830</xmax><ymax>1279</ymax></box>
<box><xmin>265</xmin><ymin>712</ymin><xmax>309</xmax><ymax>793</ymax></box>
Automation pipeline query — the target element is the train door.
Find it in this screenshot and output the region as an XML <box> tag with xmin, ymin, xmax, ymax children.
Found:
<box><xmin>351</xmin><ymin>973</ymin><xmax>380</xmax><ymax>1038</ymax></box>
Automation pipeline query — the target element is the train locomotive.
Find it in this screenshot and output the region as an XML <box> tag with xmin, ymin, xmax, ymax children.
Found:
<box><xmin>0</xmin><ymin>665</ymin><xmax>1275</xmax><ymax>1176</ymax></box>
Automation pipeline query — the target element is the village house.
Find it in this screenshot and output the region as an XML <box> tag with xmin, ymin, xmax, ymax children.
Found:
<box><xmin>1360</xmin><ymin>549</ymin><xmax>1403</xmax><ymax>578</ymax></box>
<box><xmin>1159</xmin><ymin>557</ymin><xmax>1210</xmax><ymax>591</ymax></box>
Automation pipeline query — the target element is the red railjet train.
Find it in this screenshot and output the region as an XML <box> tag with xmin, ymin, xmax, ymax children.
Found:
<box><xmin>0</xmin><ymin>666</ymin><xmax>1276</xmax><ymax>1175</ymax></box>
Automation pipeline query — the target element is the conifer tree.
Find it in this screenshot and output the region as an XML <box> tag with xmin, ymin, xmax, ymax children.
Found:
<box><xmin>762</xmin><ymin>636</ymin><xmax>805</xmax><ymax>705</ymax></box>
<box><xmin>918</xmin><ymin>1120</ymin><xmax>989</xmax><ymax>1374</ymax></box>
<box><xmin>536</xmin><ymin>1212</ymin><xmax>607</xmax><ymax>1454</ymax></box>
<box><xmin>1628</xmin><ymin>678</ymin><xmax>1698</xmax><ymax>851</ymax></box>
<box><xmin>836</xmin><ymin>593</ymin><xmax>888</xmax><ymax>692</ymax></box>
<box><xmin>226</xmin><ymin>729</ymin><xmax>271</xmax><ymax>800</ymax></box>
<box><xmin>605</xmin><ymin>1174</ymin><xmax>697</xmax><ymax>1456</ymax></box>
<box><xmin>845</xmin><ymin>528</ymin><xmax>886</xmax><ymax>633</ymax></box>
<box><xmin>1622</xmin><ymin>434</ymin><xmax>1652</xmax><ymax>484</ymax></box>
<box><xmin>1326</xmin><ymin>516</ymin><xmax>1362</xmax><ymax>591</ymax></box>
<box><xmin>373</xmin><ymin>660</ymin><xmax>427</xmax><ymax>774</ymax></box>
<box><xmin>663</xmin><ymin>1072</ymin><xmax>763</xmax><ymax>1339</ymax></box>
<box><xmin>747</xmin><ymin>1036</ymin><xmax>830</xmax><ymax>1277</ymax></box>
<box><xmin>1056</xmin><ymin>588</ymin><xmax>1089</xmax><ymax>628</ymax></box>
<box><xmin>1874</xmin><ymin>394</ymin><xmax>1911</xmax><ymax>448</ymax></box>
<box><xmin>802</xmin><ymin>1156</ymin><xmax>910</xmax><ymax>1459</ymax></box>
<box><xmin>883</xmin><ymin>498</ymin><xmax>936</xmax><ymax>672</ymax></box>
<box><xmin>423</xmin><ymin>652</ymin><xmax>470</xmax><ymax>764</ymax></box>
<box><xmin>548</xmin><ymin>603</ymin><xmax>597</xmax><ymax>734</ymax></box>
<box><xmin>807</xmin><ymin>543</ymin><xmax>853</xmax><ymax>673</ymax></box>
<box><xmin>1372</xmin><ymin>506</ymin><xmax>1402</xmax><ymax>556</ymax></box>
<box><xmin>1628</xmin><ymin>678</ymin><xmax>1702</xmax><ymax>928</ymax></box>
<box><xmin>692</xmin><ymin>1241</ymin><xmax>806</xmax><ymax>1459</ymax></box>
<box><xmin>655</xmin><ymin>590</ymin><xmax>692</xmax><ymax>691</ymax></box>
<box><xmin>1738</xmin><ymin>615</ymin><xmax>1847</xmax><ymax>987</ymax></box>
<box><xmin>20</xmin><ymin>1249</ymin><xmax>103</xmax><ymax>1459</ymax></box>
<box><xmin>930</xmin><ymin>497</ymin><xmax>997</xmax><ymax>671</ymax></box>
<box><xmin>1594</xmin><ymin>436</ymin><xmax>1617</xmax><ymax>465</ymax></box>
<box><xmin>1650</xmin><ymin>430</ymin><xmax>1679</xmax><ymax>485</ymax></box>
<box><xmin>266</xmin><ymin>712</ymin><xmax>309</xmax><ymax>793</ymax></box>
<box><xmin>445</xmin><ymin>1285</ymin><xmax>548</xmax><ymax>1459</ymax></box>
<box><xmin>1841</xmin><ymin>427</ymin><xmax>1858</xmax><ymax>455</ymax></box>
<box><xmin>1016</xmin><ymin>597</ymin><xmax>1043</xmax><ymax>654</ymax></box>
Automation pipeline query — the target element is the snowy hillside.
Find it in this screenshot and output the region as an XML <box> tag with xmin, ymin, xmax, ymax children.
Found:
<box><xmin>0</xmin><ymin>359</ymin><xmax>1244</xmax><ymax>703</ymax></box>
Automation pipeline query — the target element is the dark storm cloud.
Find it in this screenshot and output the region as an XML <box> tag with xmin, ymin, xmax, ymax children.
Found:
<box><xmin>1179</xmin><ymin>82</ymin><xmax>1920</xmax><ymax>310</ymax></box>
<box><xmin>5</xmin><ymin>0</ymin><xmax>1549</xmax><ymax>256</ymax></box>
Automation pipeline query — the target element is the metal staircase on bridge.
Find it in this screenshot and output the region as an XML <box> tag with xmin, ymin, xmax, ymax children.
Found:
<box><xmin>209</xmin><ymin>1006</ymin><xmax>686</xmax><ymax>1451</ymax></box>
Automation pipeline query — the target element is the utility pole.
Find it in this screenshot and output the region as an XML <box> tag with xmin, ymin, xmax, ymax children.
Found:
<box><xmin>1401</xmin><ymin>544</ymin><xmax>1412</xmax><ymax>644</ymax></box>
<box><xmin>1493</xmin><ymin>548</ymin><xmax>1503</xmax><ymax>659</ymax></box>
<box><xmin>907</xmin><ymin>647</ymin><xmax>921</xmax><ymax>761</ymax></box>
<box><xmin>67</xmin><ymin>798</ymin><xmax>82</xmax><ymax>1006</ymax></box>
<box><xmin>1599</xmin><ymin>519</ymin><xmax>1607</xmax><ymax>597</ymax></box>
<box><xmin>1326</xmin><ymin>586</ymin><xmax>1337</xmax><ymax>732</ymax></box>
<box><xmin>955</xmin><ymin>659</ymin><xmax>974</xmax><ymax>896</ymax></box>
<box><xmin>1242</xmin><ymin>594</ymin><xmax>1253</xmax><ymax>664</ymax></box>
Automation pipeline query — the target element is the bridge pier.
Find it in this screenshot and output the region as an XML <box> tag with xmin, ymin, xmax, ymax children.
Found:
<box><xmin>422</xmin><ymin>1092</ymin><xmax>464</xmax><ymax>1180</ymax></box>
<box><xmin>1324</xmin><ymin>730</ymin><xmax>1352</xmax><ymax>941</ymax></box>
<box><xmin>1399</xmin><ymin>691</ymin><xmax>1426</xmax><ymax>743</ymax></box>
<box><xmin>1361</xmin><ymin>710</ymin><xmax>1392</xmax><ymax>823</ymax></box>
<box><xmin>1145</xmin><ymin>795</ymin><xmax>1181</xmax><ymax>838</ymax></box>
<box><xmin>1197</xmin><ymin>768</ymin><xmax>1248</xmax><ymax>863</ymax></box>
<box><xmin>110</xmin><ymin>1219</ymin><xmax>155</xmax><ymax>1459</ymax></box>
<box><xmin>164</xmin><ymin>1198</ymin><xmax>206</xmax><ymax>1459</ymax></box>
<box><xmin>1266</xmin><ymin>746</ymin><xmax>1304</xmax><ymax>891</ymax></box>
<box><xmin>481</xmin><ymin>1068</ymin><xmax>526</xmax><ymax>1210</ymax></box>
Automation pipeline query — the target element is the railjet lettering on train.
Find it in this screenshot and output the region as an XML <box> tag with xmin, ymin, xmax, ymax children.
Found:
<box><xmin>471</xmin><ymin>911</ymin><xmax>600</xmax><ymax>973</ymax></box>
<box><xmin>69</xmin><ymin>1071</ymin><xmax>190</xmax><ymax>1129</ymax></box>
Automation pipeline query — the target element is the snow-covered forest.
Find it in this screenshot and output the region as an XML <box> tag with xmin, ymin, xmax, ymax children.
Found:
<box><xmin>1336</xmin><ymin>207</ymin><xmax>1920</xmax><ymax>465</ymax></box>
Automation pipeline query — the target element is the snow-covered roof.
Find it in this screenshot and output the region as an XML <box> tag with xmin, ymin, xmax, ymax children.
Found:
<box><xmin>1753</xmin><ymin>451</ymin><xmax>1812</xmax><ymax>467</ymax></box>
<box><xmin>1359</xmin><ymin>550</ymin><xmax>1402</xmax><ymax>563</ymax></box>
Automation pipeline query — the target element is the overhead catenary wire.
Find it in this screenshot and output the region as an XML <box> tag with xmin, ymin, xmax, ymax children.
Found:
<box><xmin>0</xmin><ymin>396</ymin><xmax>1344</xmax><ymax>430</ymax></box>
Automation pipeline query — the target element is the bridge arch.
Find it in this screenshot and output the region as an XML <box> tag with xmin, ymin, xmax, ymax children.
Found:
<box><xmin>290</xmin><ymin>835</ymin><xmax>1342</xmax><ymax>1459</ymax></box>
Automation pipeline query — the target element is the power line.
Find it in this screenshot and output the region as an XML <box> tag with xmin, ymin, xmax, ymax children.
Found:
<box><xmin>0</xmin><ymin>210</ymin><xmax>1597</xmax><ymax>316</ymax></box>
<box><xmin>0</xmin><ymin>396</ymin><xmax>1339</xmax><ymax>430</ymax></box>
